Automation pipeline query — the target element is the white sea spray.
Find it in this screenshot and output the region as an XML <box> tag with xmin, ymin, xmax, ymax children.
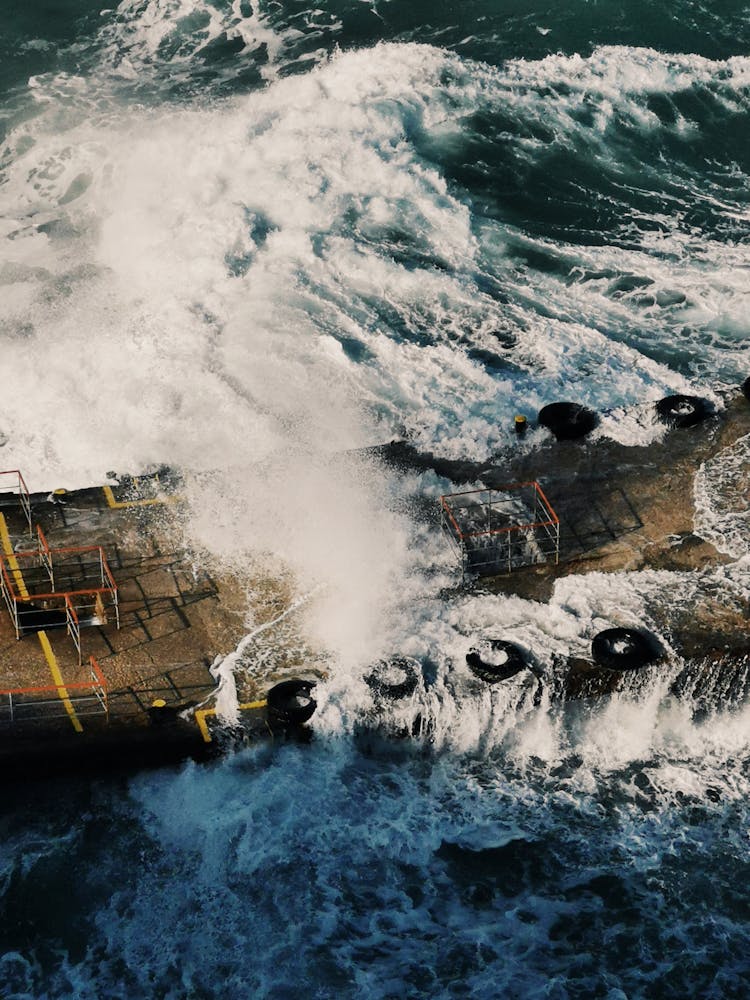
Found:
<box><xmin>1</xmin><ymin>9</ymin><xmax>750</xmax><ymax>994</ymax></box>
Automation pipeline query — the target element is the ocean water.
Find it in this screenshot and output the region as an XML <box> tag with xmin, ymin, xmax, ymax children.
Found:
<box><xmin>1</xmin><ymin>1</ymin><xmax>750</xmax><ymax>996</ymax></box>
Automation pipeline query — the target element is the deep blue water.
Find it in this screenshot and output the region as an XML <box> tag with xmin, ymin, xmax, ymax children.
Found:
<box><xmin>1</xmin><ymin>1</ymin><xmax>750</xmax><ymax>997</ymax></box>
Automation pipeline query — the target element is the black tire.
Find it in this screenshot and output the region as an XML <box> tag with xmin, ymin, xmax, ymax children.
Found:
<box><xmin>266</xmin><ymin>679</ymin><xmax>317</xmax><ymax>726</ymax></box>
<box><xmin>741</xmin><ymin>377</ymin><xmax>750</xmax><ymax>402</ymax></box>
<box><xmin>365</xmin><ymin>657</ymin><xmax>420</xmax><ymax>700</ymax></box>
<box><xmin>466</xmin><ymin>639</ymin><xmax>526</xmax><ymax>683</ymax></box>
<box><xmin>654</xmin><ymin>394</ymin><xmax>711</xmax><ymax>428</ymax></box>
<box><xmin>591</xmin><ymin>628</ymin><xmax>659</xmax><ymax>671</ymax></box>
<box><xmin>538</xmin><ymin>402</ymin><xmax>599</xmax><ymax>441</ymax></box>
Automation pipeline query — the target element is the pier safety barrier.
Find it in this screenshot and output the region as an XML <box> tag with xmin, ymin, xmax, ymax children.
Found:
<box><xmin>0</xmin><ymin>537</ymin><xmax>120</xmax><ymax>655</ymax></box>
<box><xmin>0</xmin><ymin>655</ymin><xmax>108</xmax><ymax>725</ymax></box>
<box><xmin>0</xmin><ymin>470</ymin><xmax>32</xmax><ymax>537</ymax></box>
<box><xmin>440</xmin><ymin>481</ymin><xmax>560</xmax><ymax>578</ymax></box>
<box><xmin>0</xmin><ymin>472</ymin><xmax>119</xmax><ymax>731</ymax></box>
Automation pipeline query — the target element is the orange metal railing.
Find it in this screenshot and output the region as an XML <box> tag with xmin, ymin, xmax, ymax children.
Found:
<box><xmin>0</xmin><ymin>469</ymin><xmax>32</xmax><ymax>536</ymax></box>
<box><xmin>0</xmin><ymin>655</ymin><xmax>108</xmax><ymax>725</ymax></box>
<box><xmin>0</xmin><ymin>543</ymin><xmax>120</xmax><ymax>641</ymax></box>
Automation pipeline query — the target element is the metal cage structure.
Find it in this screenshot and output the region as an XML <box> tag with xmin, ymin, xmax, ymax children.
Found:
<box><xmin>0</xmin><ymin>471</ymin><xmax>116</xmax><ymax>730</ymax></box>
<box><xmin>440</xmin><ymin>481</ymin><xmax>560</xmax><ymax>579</ymax></box>
<box><xmin>0</xmin><ymin>540</ymin><xmax>120</xmax><ymax>655</ymax></box>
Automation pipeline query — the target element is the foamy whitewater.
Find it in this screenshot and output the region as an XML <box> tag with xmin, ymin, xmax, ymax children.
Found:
<box><xmin>1</xmin><ymin>1</ymin><xmax>749</xmax><ymax>996</ymax></box>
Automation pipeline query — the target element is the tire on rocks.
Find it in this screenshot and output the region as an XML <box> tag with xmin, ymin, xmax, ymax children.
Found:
<box><xmin>654</xmin><ymin>394</ymin><xmax>711</xmax><ymax>428</ymax></box>
<box><xmin>741</xmin><ymin>377</ymin><xmax>750</xmax><ymax>402</ymax></box>
<box><xmin>466</xmin><ymin>639</ymin><xmax>527</xmax><ymax>683</ymax></box>
<box><xmin>591</xmin><ymin>628</ymin><xmax>660</xmax><ymax>671</ymax></box>
<box><xmin>266</xmin><ymin>679</ymin><xmax>317</xmax><ymax>727</ymax></box>
<box><xmin>365</xmin><ymin>657</ymin><xmax>421</xmax><ymax>700</ymax></box>
<box><xmin>538</xmin><ymin>402</ymin><xmax>599</xmax><ymax>441</ymax></box>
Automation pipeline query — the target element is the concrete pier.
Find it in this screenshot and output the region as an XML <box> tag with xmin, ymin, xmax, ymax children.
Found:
<box><xmin>0</xmin><ymin>471</ymin><xmax>310</xmax><ymax>778</ymax></box>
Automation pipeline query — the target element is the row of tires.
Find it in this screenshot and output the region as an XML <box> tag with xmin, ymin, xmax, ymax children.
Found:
<box><xmin>364</xmin><ymin>627</ymin><xmax>661</xmax><ymax>698</ymax></box>
<box><xmin>534</xmin><ymin>374</ymin><xmax>750</xmax><ymax>441</ymax></box>
<box><xmin>468</xmin><ymin>628</ymin><xmax>660</xmax><ymax>681</ymax></box>
<box><xmin>263</xmin><ymin>625</ymin><xmax>662</xmax><ymax>722</ymax></box>
<box><xmin>537</xmin><ymin>394</ymin><xmax>715</xmax><ymax>441</ymax></box>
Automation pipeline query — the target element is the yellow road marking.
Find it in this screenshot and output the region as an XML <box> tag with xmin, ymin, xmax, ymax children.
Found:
<box><xmin>38</xmin><ymin>630</ymin><xmax>83</xmax><ymax>733</ymax></box>
<box><xmin>0</xmin><ymin>514</ymin><xmax>29</xmax><ymax>598</ymax></box>
<box><xmin>0</xmin><ymin>513</ymin><xmax>83</xmax><ymax>733</ymax></box>
<box><xmin>102</xmin><ymin>481</ymin><xmax>180</xmax><ymax>509</ymax></box>
<box><xmin>102</xmin><ymin>484</ymin><xmax>165</xmax><ymax>509</ymax></box>
<box><xmin>194</xmin><ymin>700</ymin><xmax>268</xmax><ymax>744</ymax></box>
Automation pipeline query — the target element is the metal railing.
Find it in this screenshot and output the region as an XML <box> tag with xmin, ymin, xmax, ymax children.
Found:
<box><xmin>0</xmin><ymin>544</ymin><xmax>120</xmax><ymax>640</ymax></box>
<box><xmin>0</xmin><ymin>656</ymin><xmax>108</xmax><ymax>725</ymax></box>
<box><xmin>65</xmin><ymin>596</ymin><xmax>81</xmax><ymax>664</ymax></box>
<box><xmin>0</xmin><ymin>469</ymin><xmax>32</xmax><ymax>537</ymax></box>
<box><xmin>440</xmin><ymin>481</ymin><xmax>560</xmax><ymax>579</ymax></box>
<box><xmin>37</xmin><ymin>524</ymin><xmax>54</xmax><ymax>590</ymax></box>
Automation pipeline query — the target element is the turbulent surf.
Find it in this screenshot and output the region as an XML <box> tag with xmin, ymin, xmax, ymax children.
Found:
<box><xmin>1</xmin><ymin>1</ymin><xmax>749</xmax><ymax>996</ymax></box>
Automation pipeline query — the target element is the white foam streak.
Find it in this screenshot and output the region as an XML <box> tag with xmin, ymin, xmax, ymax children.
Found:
<box><xmin>694</xmin><ymin>434</ymin><xmax>750</xmax><ymax>558</ymax></box>
<box><xmin>503</xmin><ymin>46</ymin><xmax>750</xmax><ymax>114</ymax></box>
<box><xmin>100</xmin><ymin>0</ymin><xmax>302</xmax><ymax>82</ymax></box>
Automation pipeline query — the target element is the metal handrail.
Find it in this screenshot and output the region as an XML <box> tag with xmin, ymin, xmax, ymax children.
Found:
<box><xmin>0</xmin><ymin>657</ymin><xmax>109</xmax><ymax>724</ymax></box>
<box><xmin>0</xmin><ymin>469</ymin><xmax>32</xmax><ymax>536</ymax></box>
<box><xmin>65</xmin><ymin>596</ymin><xmax>81</xmax><ymax>665</ymax></box>
<box><xmin>0</xmin><ymin>543</ymin><xmax>121</xmax><ymax>633</ymax></box>
<box><xmin>89</xmin><ymin>655</ymin><xmax>108</xmax><ymax>716</ymax></box>
<box><xmin>36</xmin><ymin>524</ymin><xmax>55</xmax><ymax>589</ymax></box>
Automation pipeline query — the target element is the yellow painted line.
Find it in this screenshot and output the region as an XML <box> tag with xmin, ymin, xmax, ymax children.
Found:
<box><xmin>0</xmin><ymin>513</ymin><xmax>83</xmax><ymax>733</ymax></box>
<box><xmin>0</xmin><ymin>513</ymin><xmax>30</xmax><ymax>598</ymax></box>
<box><xmin>38</xmin><ymin>630</ymin><xmax>83</xmax><ymax>733</ymax></box>
<box><xmin>102</xmin><ymin>484</ymin><xmax>168</xmax><ymax>509</ymax></box>
<box><xmin>194</xmin><ymin>710</ymin><xmax>213</xmax><ymax>744</ymax></box>
<box><xmin>194</xmin><ymin>700</ymin><xmax>268</xmax><ymax>744</ymax></box>
<box><xmin>102</xmin><ymin>474</ymin><xmax>181</xmax><ymax>509</ymax></box>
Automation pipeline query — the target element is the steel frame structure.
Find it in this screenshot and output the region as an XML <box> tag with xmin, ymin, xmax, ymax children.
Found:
<box><xmin>440</xmin><ymin>481</ymin><xmax>560</xmax><ymax>579</ymax></box>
